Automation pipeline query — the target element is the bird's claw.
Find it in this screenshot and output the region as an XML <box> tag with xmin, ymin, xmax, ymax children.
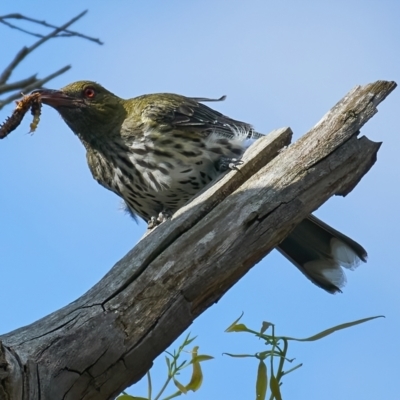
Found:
<box><xmin>217</xmin><ymin>157</ymin><xmax>243</xmax><ymax>172</ymax></box>
<box><xmin>147</xmin><ymin>209</ymin><xmax>172</xmax><ymax>229</ymax></box>
<box><xmin>157</xmin><ymin>210</ymin><xmax>172</xmax><ymax>223</ymax></box>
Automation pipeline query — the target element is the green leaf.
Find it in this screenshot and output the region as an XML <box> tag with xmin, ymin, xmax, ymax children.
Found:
<box><xmin>282</xmin><ymin>316</ymin><xmax>384</xmax><ymax>342</ymax></box>
<box><xmin>256</xmin><ymin>350</ymin><xmax>282</xmax><ymax>359</ymax></box>
<box><xmin>185</xmin><ymin>346</ymin><xmax>204</xmax><ymax>392</ymax></box>
<box><xmin>173</xmin><ymin>378</ymin><xmax>187</xmax><ymax>394</ymax></box>
<box><xmin>225</xmin><ymin>323</ymin><xmax>249</xmax><ymax>333</ymax></box>
<box><xmin>162</xmin><ymin>390</ymin><xmax>183</xmax><ymax>400</ymax></box>
<box><xmin>282</xmin><ymin>363</ymin><xmax>303</xmax><ymax>376</ymax></box>
<box><xmin>176</xmin><ymin>360</ymin><xmax>187</xmax><ymax>370</ymax></box>
<box><xmin>190</xmin><ymin>354</ymin><xmax>214</xmax><ymax>364</ymax></box>
<box><xmin>165</xmin><ymin>356</ymin><xmax>171</xmax><ymax>371</ymax></box>
<box><xmin>255</xmin><ymin>360</ymin><xmax>268</xmax><ymax>400</ymax></box>
<box><xmin>225</xmin><ymin>312</ymin><xmax>244</xmax><ymax>332</ymax></box>
<box><xmin>182</xmin><ymin>332</ymin><xmax>191</xmax><ymax>344</ymax></box>
<box><xmin>269</xmin><ymin>375</ymin><xmax>282</xmax><ymax>400</ymax></box>
<box><xmin>223</xmin><ymin>353</ymin><xmax>255</xmax><ymax>358</ymax></box>
<box><xmin>185</xmin><ymin>335</ymin><xmax>197</xmax><ymax>346</ymax></box>
<box><xmin>260</xmin><ymin>321</ymin><xmax>273</xmax><ymax>334</ymax></box>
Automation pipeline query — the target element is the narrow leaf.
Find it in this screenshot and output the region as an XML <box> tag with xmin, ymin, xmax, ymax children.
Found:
<box><xmin>223</xmin><ymin>353</ymin><xmax>255</xmax><ymax>358</ymax></box>
<box><xmin>226</xmin><ymin>323</ymin><xmax>249</xmax><ymax>332</ymax></box>
<box><xmin>255</xmin><ymin>360</ymin><xmax>268</xmax><ymax>400</ymax></box>
<box><xmin>260</xmin><ymin>321</ymin><xmax>273</xmax><ymax>334</ymax></box>
<box><xmin>256</xmin><ymin>350</ymin><xmax>282</xmax><ymax>359</ymax></box>
<box><xmin>282</xmin><ymin>316</ymin><xmax>384</xmax><ymax>342</ymax></box>
<box><xmin>225</xmin><ymin>312</ymin><xmax>244</xmax><ymax>332</ymax></box>
<box><xmin>269</xmin><ymin>375</ymin><xmax>282</xmax><ymax>400</ymax></box>
<box><xmin>162</xmin><ymin>390</ymin><xmax>183</xmax><ymax>400</ymax></box>
<box><xmin>190</xmin><ymin>355</ymin><xmax>214</xmax><ymax>363</ymax></box>
<box><xmin>185</xmin><ymin>347</ymin><xmax>204</xmax><ymax>392</ymax></box>
<box><xmin>173</xmin><ymin>378</ymin><xmax>187</xmax><ymax>394</ymax></box>
<box><xmin>176</xmin><ymin>360</ymin><xmax>187</xmax><ymax>370</ymax></box>
<box><xmin>185</xmin><ymin>336</ymin><xmax>197</xmax><ymax>346</ymax></box>
<box><xmin>282</xmin><ymin>363</ymin><xmax>303</xmax><ymax>376</ymax></box>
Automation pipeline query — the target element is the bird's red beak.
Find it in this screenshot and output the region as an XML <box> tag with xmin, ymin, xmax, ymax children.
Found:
<box><xmin>32</xmin><ymin>89</ymin><xmax>79</xmax><ymax>108</ymax></box>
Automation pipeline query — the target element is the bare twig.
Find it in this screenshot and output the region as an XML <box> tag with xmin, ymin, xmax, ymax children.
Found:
<box><xmin>0</xmin><ymin>65</ymin><xmax>71</xmax><ymax>110</ymax></box>
<box><xmin>0</xmin><ymin>12</ymin><xmax>103</xmax><ymax>44</ymax></box>
<box><xmin>0</xmin><ymin>74</ymin><xmax>37</xmax><ymax>95</ymax></box>
<box><xmin>0</xmin><ymin>10</ymin><xmax>102</xmax><ymax>110</ymax></box>
<box><xmin>0</xmin><ymin>10</ymin><xmax>86</xmax><ymax>84</ymax></box>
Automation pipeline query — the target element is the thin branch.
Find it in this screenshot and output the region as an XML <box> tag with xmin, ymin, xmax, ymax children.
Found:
<box><xmin>0</xmin><ymin>10</ymin><xmax>87</xmax><ymax>84</ymax></box>
<box><xmin>0</xmin><ymin>11</ymin><xmax>103</xmax><ymax>44</ymax></box>
<box><xmin>0</xmin><ymin>74</ymin><xmax>37</xmax><ymax>95</ymax></box>
<box><xmin>0</xmin><ymin>19</ymin><xmax>45</xmax><ymax>38</ymax></box>
<box><xmin>0</xmin><ymin>65</ymin><xmax>71</xmax><ymax>111</ymax></box>
<box><xmin>0</xmin><ymin>10</ymin><xmax>102</xmax><ymax>109</ymax></box>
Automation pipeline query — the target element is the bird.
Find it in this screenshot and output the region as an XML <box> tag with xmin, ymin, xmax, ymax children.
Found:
<box><xmin>35</xmin><ymin>81</ymin><xmax>367</xmax><ymax>294</ymax></box>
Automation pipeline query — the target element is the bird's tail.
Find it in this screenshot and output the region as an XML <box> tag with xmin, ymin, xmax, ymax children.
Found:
<box><xmin>276</xmin><ymin>214</ymin><xmax>367</xmax><ymax>293</ymax></box>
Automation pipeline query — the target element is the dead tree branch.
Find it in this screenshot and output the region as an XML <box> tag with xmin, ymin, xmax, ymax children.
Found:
<box><xmin>0</xmin><ymin>81</ymin><xmax>396</xmax><ymax>399</ymax></box>
<box><xmin>0</xmin><ymin>10</ymin><xmax>102</xmax><ymax>110</ymax></box>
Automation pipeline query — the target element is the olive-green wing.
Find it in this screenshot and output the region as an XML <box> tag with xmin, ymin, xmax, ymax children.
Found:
<box><xmin>139</xmin><ymin>93</ymin><xmax>262</xmax><ymax>139</ymax></box>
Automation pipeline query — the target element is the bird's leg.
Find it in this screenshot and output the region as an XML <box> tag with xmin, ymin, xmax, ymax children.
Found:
<box><xmin>216</xmin><ymin>157</ymin><xmax>244</xmax><ymax>172</ymax></box>
<box><xmin>147</xmin><ymin>209</ymin><xmax>173</xmax><ymax>229</ymax></box>
<box><xmin>147</xmin><ymin>216</ymin><xmax>158</xmax><ymax>229</ymax></box>
<box><xmin>157</xmin><ymin>209</ymin><xmax>172</xmax><ymax>224</ymax></box>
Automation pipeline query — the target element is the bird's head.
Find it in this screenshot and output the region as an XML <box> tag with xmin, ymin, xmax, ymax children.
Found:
<box><xmin>35</xmin><ymin>81</ymin><xmax>127</xmax><ymax>146</ymax></box>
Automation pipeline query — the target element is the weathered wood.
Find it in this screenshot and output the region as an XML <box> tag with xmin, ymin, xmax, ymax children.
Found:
<box><xmin>0</xmin><ymin>81</ymin><xmax>396</xmax><ymax>400</ymax></box>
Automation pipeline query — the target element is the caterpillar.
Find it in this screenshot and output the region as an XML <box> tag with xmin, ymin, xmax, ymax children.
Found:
<box><xmin>0</xmin><ymin>92</ymin><xmax>42</xmax><ymax>139</ymax></box>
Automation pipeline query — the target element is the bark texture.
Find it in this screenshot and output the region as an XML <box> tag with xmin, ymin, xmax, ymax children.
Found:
<box><xmin>0</xmin><ymin>80</ymin><xmax>396</xmax><ymax>400</ymax></box>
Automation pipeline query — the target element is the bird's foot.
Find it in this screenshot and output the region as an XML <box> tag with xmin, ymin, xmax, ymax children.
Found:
<box><xmin>157</xmin><ymin>209</ymin><xmax>172</xmax><ymax>224</ymax></box>
<box><xmin>147</xmin><ymin>209</ymin><xmax>173</xmax><ymax>229</ymax></box>
<box><xmin>147</xmin><ymin>216</ymin><xmax>158</xmax><ymax>229</ymax></box>
<box><xmin>216</xmin><ymin>157</ymin><xmax>244</xmax><ymax>172</ymax></box>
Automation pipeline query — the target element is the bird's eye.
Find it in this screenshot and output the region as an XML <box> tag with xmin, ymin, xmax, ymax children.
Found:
<box><xmin>83</xmin><ymin>87</ymin><xmax>96</xmax><ymax>99</ymax></box>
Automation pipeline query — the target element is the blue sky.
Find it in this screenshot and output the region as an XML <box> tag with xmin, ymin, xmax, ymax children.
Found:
<box><xmin>1</xmin><ymin>1</ymin><xmax>399</xmax><ymax>399</ymax></box>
